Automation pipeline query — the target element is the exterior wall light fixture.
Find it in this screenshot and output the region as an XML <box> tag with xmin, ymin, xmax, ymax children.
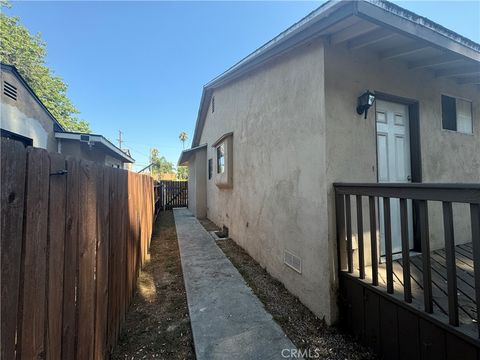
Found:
<box><xmin>356</xmin><ymin>90</ymin><xmax>376</xmax><ymax>119</ymax></box>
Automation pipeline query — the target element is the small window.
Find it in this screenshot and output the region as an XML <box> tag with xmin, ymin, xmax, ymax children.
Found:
<box><xmin>442</xmin><ymin>95</ymin><xmax>473</xmax><ymax>134</ymax></box>
<box><xmin>208</xmin><ymin>159</ymin><xmax>213</xmax><ymax>179</ymax></box>
<box><xmin>212</xmin><ymin>96</ymin><xmax>215</xmax><ymax>113</ymax></box>
<box><xmin>216</xmin><ymin>143</ymin><xmax>224</xmax><ymax>173</ymax></box>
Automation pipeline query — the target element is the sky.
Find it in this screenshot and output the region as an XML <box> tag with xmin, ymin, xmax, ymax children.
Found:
<box><xmin>5</xmin><ymin>1</ymin><xmax>480</xmax><ymax>171</ymax></box>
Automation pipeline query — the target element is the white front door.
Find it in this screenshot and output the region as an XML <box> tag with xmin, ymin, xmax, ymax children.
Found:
<box><xmin>376</xmin><ymin>100</ymin><xmax>414</xmax><ymax>255</ymax></box>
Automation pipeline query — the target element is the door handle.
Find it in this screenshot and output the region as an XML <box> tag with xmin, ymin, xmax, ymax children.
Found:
<box><xmin>407</xmin><ymin>175</ymin><xmax>412</xmax><ymax>181</ymax></box>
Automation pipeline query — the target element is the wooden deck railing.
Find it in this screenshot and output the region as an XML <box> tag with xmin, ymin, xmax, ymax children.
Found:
<box><xmin>334</xmin><ymin>183</ymin><xmax>480</xmax><ymax>336</ymax></box>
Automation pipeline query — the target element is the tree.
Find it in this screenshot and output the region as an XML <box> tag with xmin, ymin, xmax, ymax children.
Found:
<box><xmin>149</xmin><ymin>148</ymin><xmax>174</xmax><ymax>174</ymax></box>
<box><xmin>0</xmin><ymin>2</ymin><xmax>90</xmax><ymax>132</ymax></box>
<box><xmin>179</xmin><ymin>131</ymin><xmax>188</xmax><ymax>149</ymax></box>
<box><xmin>176</xmin><ymin>166</ymin><xmax>188</xmax><ymax>180</ymax></box>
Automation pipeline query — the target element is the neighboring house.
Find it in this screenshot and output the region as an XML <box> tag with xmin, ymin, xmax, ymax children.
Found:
<box><xmin>1</xmin><ymin>63</ymin><xmax>134</xmax><ymax>168</ymax></box>
<box><xmin>158</xmin><ymin>173</ymin><xmax>177</xmax><ymax>181</ymax></box>
<box><xmin>1</xmin><ymin>63</ymin><xmax>63</xmax><ymax>151</ymax></box>
<box><xmin>179</xmin><ymin>0</ymin><xmax>480</xmax><ymax>344</ymax></box>
<box><xmin>55</xmin><ymin>132</ymin><xmax>134</xmax><ymax>168</ymax></box>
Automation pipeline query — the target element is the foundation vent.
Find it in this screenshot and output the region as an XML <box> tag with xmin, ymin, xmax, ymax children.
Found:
<box><xmin>3</xmin><ymin>81</ymin><xmax>17</xmax><ymax>101</ymax></box>
<box><xmin>284</xmin><ymin>250</ymin><xmax>302</xmax><ymax>274</ymax></box>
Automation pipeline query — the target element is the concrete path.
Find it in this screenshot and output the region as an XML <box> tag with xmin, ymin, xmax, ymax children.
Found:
<box><xmin>174</xmin><ymin>208</ymin><xmax>298</xmax><ymax>360</ymax></box>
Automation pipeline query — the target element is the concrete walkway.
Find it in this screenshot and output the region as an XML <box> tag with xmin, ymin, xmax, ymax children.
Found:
<box><xmin>174</xmin><ymin>208</ymin><xmax>298</xmax><ymax>360</ymax></box>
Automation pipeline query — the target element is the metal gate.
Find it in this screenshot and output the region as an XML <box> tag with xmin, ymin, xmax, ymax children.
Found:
<box><xmin>155</xmin><ymin>180</ymin><xmax>188</xmax><ymax>211</ymax></box>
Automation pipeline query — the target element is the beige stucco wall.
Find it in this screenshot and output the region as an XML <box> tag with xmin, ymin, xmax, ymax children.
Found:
<box><xmin>186</xmin><ymin>150</ymin><xmax>207</xmax><ymax>218</ymax></box>
<box><xmin>192</xmin><ymin>35</ymin><xmax>479</xmax><ymax>324</ymax></box>
<box><xmin>194</xmin><ymin>149</ymin><xmax>207</xmax><ymax>218</ymax></box>
<box><xmin>1</xmin><ymin>69</ymin><xmax>58</xmax><ymax>152</ymax></box>
<box><xmin>198</xmin><ymin>39</ymin><xmax>335</xmax><ymax>323</ymax></box>
<box><xmin>324</xmin><ymin>45</ymin><xmax>480</xmax><ymax>272</ymax></box>
<box><xmin>188</xmin><ymin>155</ymin><xmax>197</xmax><ymax>215</ymax></box>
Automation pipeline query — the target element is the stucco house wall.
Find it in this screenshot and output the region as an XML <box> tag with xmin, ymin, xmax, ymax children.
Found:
<box><xmin>186</xmin><ymin>149</ymin><xmax>207</xmax><ymax>218</ymax></box>
<box><xmin>1</xmin><ymin>69</ymin><xmax>58</xmax><ymax>152</ymax></box>
<box><xmin>324</xmin><ymin>44</ymin><xmax>480</xmax><ymax>273</ymax></box>
<box><xmin>192</xmin><ymin>39</ymin><xmax>479</xmax><ymax>324</ymax></box>
<box><xmin>183</xmin><ymin>0</ymin><xmax>479</xmax><ymax>329</ymax></box>
<box><xmin>198</xmin><ymin>39</ymin><xmax>336</xmax><ymax>323</ymax></box>
<box><xmin>194</xmin><ymin>149</ymin><xmax>207</xmax><ymax>218</ymax></box>
<box><xmin>188</xmin><ymin>154</ymin><xmax>197</xmax><ymax>215</ymax></box>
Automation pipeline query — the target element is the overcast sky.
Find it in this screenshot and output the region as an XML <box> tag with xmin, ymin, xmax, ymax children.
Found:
<box><xmin>6</xmin><ymin>1</ymin><xmax>480</xmax><ymax>171</ymax></box>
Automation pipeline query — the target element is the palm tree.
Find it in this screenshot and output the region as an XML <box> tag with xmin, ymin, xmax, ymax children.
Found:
<box><xmin>179</xmin><ymin>131</ymin><xmax>188</xmax><ymax>149</ymax></box>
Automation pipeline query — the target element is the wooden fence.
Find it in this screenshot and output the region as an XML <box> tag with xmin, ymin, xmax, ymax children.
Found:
<box><xmin>1</xmin><ymin>138</ymin><xmax>155</xmax><ymax>359</ymax></box>
<box><xmin>155</xmin><ymin>180</ymin><xmax>188</xmax><ymax>211</ymax></box>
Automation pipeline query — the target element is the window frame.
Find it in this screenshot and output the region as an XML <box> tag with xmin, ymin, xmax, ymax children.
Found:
<box><xmin>441</xmin><ymin>94</ymin><xmax>474</xmax><ymax>135</ymax></box>
<box><xmin>208</xmin><ymin>158</ymin><xmax>213</xmax><ymax>180</ymax></box>
<box><xmin>216</xmin><ymin>143</ymin><xmax>225</xmax><ymax>174</ymax></box>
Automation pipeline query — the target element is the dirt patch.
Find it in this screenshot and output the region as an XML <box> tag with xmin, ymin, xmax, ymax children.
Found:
<box><xmin>215</xmin><ymin>238</ymin><xmax>375</xmax><ymax>360</ymax></box>
<box><xmin>112</xmin><ymin>211</ymin><xmax>195</xmax><ymax>360</ymax></box>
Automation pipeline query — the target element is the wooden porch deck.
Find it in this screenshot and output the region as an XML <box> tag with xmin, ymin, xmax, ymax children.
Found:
<box><xmin>362</xmin><ymin>242</ymin><xmax>477</xmax><ymax>334</ymax></box>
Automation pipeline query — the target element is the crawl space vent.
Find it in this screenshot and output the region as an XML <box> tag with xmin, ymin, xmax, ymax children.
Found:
<box><xmin>284</xmin><ymin>250</ymin><xmax>302</xmax><ymax>274</ymax></box>
<box><xmin>3</xmin><ymin>81</ymin><xmax>17</xmax><ymax>101</ymax></box>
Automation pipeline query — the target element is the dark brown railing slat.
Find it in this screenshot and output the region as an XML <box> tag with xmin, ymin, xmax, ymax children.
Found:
<box><xmin>470</xmin><ymin>203</ymin><xmax>480</xmax><ymax>337</ymax></box>
<box><xmin>345</xmin><ymin>195</ymin><xmax>353</xmax><ymax>273</ymax></box>
<box><xmin>334</xmin><ymin>183</ymin><xmax>480</xmax><ymax>337</ymax></box>
<box><xmin>400</xmin><ymin>198</ymin><xmax>412</xmax><ymax>303</ymax></box>
<box><xmin>334</xmin><ymin>183</ymin><xmax>480</xmax><ymax>203</ymax></box>
<box><xmin>383</xmin><ymin>197</ymin><xmax>393</xmax><ymax>294</ymax></box>
<box><xmin>356</xmin><ymin>195</ymin><xmax>365</xmax><ymax>279</ymax></box>
<box><xmin>443</xmin><ymin>201</ymin><xmax>459</xmax><ymax>326</ymax></box>
<box><xmin>369</xmin><ymin>196</ymin><xmax>378</xmax><ymax>286</ymax></box>
<box><xmin>335</xmin><ymin>194</ymin><xmax>347</xmax><ymax>272</ymax></box>
<box><xmin>419</xmin><ymin>200</ymin><xmax>433</xmax><ymax>313</ymax></box>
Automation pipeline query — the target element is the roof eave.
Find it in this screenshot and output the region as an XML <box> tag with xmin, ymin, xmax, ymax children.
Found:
<box><xmin>178</xmin><ymin>143</ymin><xmax>207</xmax><ymax>166</ymax></box>
<box><xmin>1</xmin><ymin>63</ymin><xmax>66</xmax><ymax>132</ymax></box>
<box><xmin>355</xmin><ymin>1</ymin><xmax>480</xmax><ymax>62</ymax></box>
<box><xmin>190</xmin><ymin>0</ymin><xmax>480</xmax><ymax>148</ymax></box>
<box><xmin>55</xmin><ymin>132</ymin><xmax>135</xmax><ymax>163</ymax></box>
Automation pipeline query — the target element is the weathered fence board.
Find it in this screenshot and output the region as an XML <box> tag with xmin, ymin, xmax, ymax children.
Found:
<box><xmin>46</xmin><ymin>153</ymin><xmax>67</xmax><ymax>359</ymax></box>
<box><xmin>18</xmin><ymin>148</ymin><xmax>50</xmax><ymax>359</ymax></box>
<box><xmin>1</xmin><ymin>139</ymin><xmax>26</xmax><ymax>360</ymax></box>
<box><xmin>0</xmin><ymin>138</ymin><xmax>155</xmax><ymax>359</ymax></box>
<box><xmin>77</xmin><ymin>161</ymin><xmax>97</xmax><ymax>360</ymax></box>
<box><xmin>62</xmin><ymin>157</ymin><xmax>80</xmax><ymax>360</ymax></box>
<box><xmin>95</xmin><ymin>166</ymin><xmax>110</xmax><ymax>360</ymax></box>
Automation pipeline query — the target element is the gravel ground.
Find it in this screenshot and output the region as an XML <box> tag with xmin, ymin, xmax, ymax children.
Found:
<box><xmin>112</xmin><ymin>211</ymin><xmax>195</xmax><ymax>360</ymax></box>
<box><xmin>206</xmin><ymin>228</ymin><xmax>375</xmax><ymax>360</ymax></box>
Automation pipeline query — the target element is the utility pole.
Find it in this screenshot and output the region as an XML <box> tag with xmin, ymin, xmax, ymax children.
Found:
<box><xmin>117</xmin><ymin>130</ymin><xmax>123</xmax><ymax>149</ymax></box>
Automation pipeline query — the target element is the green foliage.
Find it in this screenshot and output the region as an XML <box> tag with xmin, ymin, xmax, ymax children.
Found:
<box><xmin>176</xmin><ymin>166</ymin><xmax>188</xmax><ymax>180</ymax></box>
<box><xmin>0</xmin><ymin>4</ymin><xmax>90</xmax><ymax>132</ymax></box>
<box><xmin>150</xmin><ymin>148</ymin><xmax>174</xmax><ymax>174</ymax></box>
